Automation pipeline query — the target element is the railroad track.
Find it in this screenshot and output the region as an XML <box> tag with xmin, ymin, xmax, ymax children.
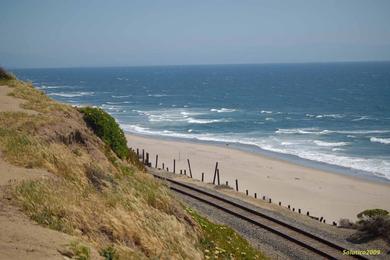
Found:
<box><xmin>151</xmin><ymin>172</ymin><xmax>369</xmax><ymax>260</ymax></box>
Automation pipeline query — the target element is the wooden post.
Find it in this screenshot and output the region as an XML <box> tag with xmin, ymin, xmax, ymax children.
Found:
<box><xmin>162</xmin><ymin>163</ymin><xmax>165</xmax><ymax>169</ymax></box>
<box><xmin>235</xmin><ymin>179</ymin><xmax>238</xmax><ymax>191</ymax></box>
<box><xmin>307</xmin><ymin>211</ymin><xmax>310</xmax><ymax>216</ymax></box>
<box><xmin>278</xmin><ymin>202</ymin><xmax>281</xmax><ymax>206</ymax></box>
<box><xmin>155</xmin><ymin>154</ymin><xmax>158</xmax><ymax>168</ymax></box>
<box><xmin>146</xmin><ymin>153</ymin><xmax>149</xmax><ymax>165</ymax></box>
<box><xmin>333</xmin><ymin>221</ymin><xmax>337</xmax><ymax>226</ymax></box>
<box><xmin>269</xmin><ymin>198</ymin><xmax>272</xmax><ymax>203</ymax></box>
<box><xmin>184</xmin><ymin>169</ymin><xmax>187</xmax><ymax>176</ymax></box>
<box><xmin>246</xmin><ymin>189</ymin><xmax>248</xmax><ymax>196</ymax></box>
<box><xmin>254</xmin><ymin>193</ymin><xmax>257</xmax><ymax>199</ymax></box>
<box><xmin>142</xmin><ymin>149</ymin><xmax>145</xmax><ymax>163</ymax></box>
<box><xmin>225</xmin><ymin>181</ymin><xmax>228</xmax><ymax>186</ymax></box>
<box><xmin>137</xmin><ymin>148</ymin><xmax>139</xmax><ymax>158</ymax></box>
<box><xmin>187</xmin><ymin>159</ymin><xmax>192</xmax><ymax>178</ymax></box>
<box><xmin>288</xmin><ymin>205</ymin><xmax>290</xmax><ymax>209</ymax></box>
<box><xmin>292</xmin><ymin>208</ymin><xmax>295</xmax><ymax>212</ymax></box>
<box><xmin>263</xmin><ymin>196</ymin><xmax>266</xmax><ymax>200</ymax></box>
<box><xmin>216</xmin><ymin>169</ymin><xmax>220</xmax><ymax>185</ymax></box>
<box><xmin>173</xmin><ymin>159</ymin><xmax>176</xmax><ymax>173</ymax></box>
<box><xmin>320</xmin><ymin>217</ymin><xmax>323</xmax><ymax>222</ymax></box>
<box><xmin>180</xmin><ymin>169</ymin><xmax>183</xmax><ymax>175</ymax></box>
<box><xmin>212</xmin><ymin>162</ymin><xmax>218</xmax><ymax>184</ymax></box>
<box><xmin>298</xmin><ymin>209</ymin><xmax>301</xmax><ymax>214</ymax></box>
<box><xmin>201</xmin><ymin>172</ymin><xmax>204</xmax><ymax>182</ymax></box>
<box><xmin>167</xmin><ymin>167</ymin><xmax>169</xmax><ymax>172</ymax></box>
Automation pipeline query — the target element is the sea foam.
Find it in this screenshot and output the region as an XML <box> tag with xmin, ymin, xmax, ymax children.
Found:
<box><xmin>314</xmin><ymin>140</ymin><xmax>349</xmax><ymax>147</ymax></box>
<box><xmin>370</xmin><ymin>137</ymin><xmax>390</xmax><ymax>145</ymax></box>
<box><xmin>210</xmin><ymin>108</ymin><xmax>236</xmax><ymax>113</ymax></box>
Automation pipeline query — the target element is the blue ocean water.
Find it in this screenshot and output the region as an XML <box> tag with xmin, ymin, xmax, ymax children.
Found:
<box><xmin>12</xmin><ymin>63</ymin><xmax>390</xmax><ymax>180</ymax></box>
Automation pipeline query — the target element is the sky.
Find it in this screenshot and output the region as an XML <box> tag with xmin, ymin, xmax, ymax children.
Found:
<box><xmin>1</xmin><ymin>0</ymin><xmax>390</xmax><ymax>68</ymax></box>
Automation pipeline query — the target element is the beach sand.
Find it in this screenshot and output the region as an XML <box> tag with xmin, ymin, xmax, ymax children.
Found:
<box><xmin>126</xmin><ymin>133</ymin><xmax>390</xmax><ymax>223</ymax></box>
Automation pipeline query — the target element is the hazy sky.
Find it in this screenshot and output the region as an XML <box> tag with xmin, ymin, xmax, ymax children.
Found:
<box><xmin>1</xmin><ymin>0</ymin><xmax>390</xmax><ymax>68</ymax></box>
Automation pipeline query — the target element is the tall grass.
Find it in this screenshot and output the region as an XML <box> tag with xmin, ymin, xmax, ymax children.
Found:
<box><xmin>1</xmin><ymin>74</ymin><xmax>265</xmax><ymax>259</ymax></box>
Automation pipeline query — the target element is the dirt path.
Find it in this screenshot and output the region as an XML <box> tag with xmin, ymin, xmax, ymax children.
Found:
<box><xmin>0</xmin><ymin>85</ymin><xmax>101</xmax><ymax>259</ymax></box>
<box><xmin>0</xmin><ymin>85</ymin><xmax>37</xmax><ymax>115</ymax></box>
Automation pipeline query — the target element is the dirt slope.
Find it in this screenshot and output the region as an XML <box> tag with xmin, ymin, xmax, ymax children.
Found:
<box><xmin>0</xmin><ymin>85</ymin><xmax>102</xmax><ymax>259</ymax></box>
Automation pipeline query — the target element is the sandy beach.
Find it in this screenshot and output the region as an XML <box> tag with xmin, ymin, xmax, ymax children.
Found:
<box><xmin>126</xmin><ymin>133</ymin><xmax>390</xmax><ymax>223</ymax></box>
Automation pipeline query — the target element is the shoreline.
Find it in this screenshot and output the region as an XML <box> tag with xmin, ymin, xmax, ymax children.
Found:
<box><xmin>126</xmin><ymin>132</ymin><xmax>390</xmax><ymax>222</ymax></box>
<box><xmin>124</xmin><ymin>130</ymin><xmax>390</xmax><ymax>184</ymax></box>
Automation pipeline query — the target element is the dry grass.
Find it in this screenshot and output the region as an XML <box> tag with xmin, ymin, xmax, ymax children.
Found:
<box><xmin>2</xmin><ymin>78</ymin><xmax>71</xmax><ymax>113</ymax></box>
<box><xmin>0</xmin><ymin>79</ymin><xmax>202</xmax><ymax>259</ymax></box>
<box><xmin>1</xmin><ymin>77</ymin><xmax>265</xmax><ymax>259</ymax></box>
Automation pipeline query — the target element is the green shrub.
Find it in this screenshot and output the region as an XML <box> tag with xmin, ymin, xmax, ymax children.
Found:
<box><xmin>357</xmin><ymin>209</ymin><xmax>389</xmax><ymax>219</ymax></box>
<box><xmin>70</xmin><ymin>241</ymin><xmax>91</xmax><ymax>260</ymax></box>
<box><xmin>101</xmin><ymin>246</ymin><xmax>119</xmax><ymax>260</ymax></box>
<box><xmin>348</xmin><ymin>208</ymin><xmax>390</xmax><ymax>244</ymax></box>
<box><xmin>79</xmin><ymin>107</ymin><xmax>129</xmax><ymax>159</ymax></box>
<box><xmin>0</xmin><ymin>67</ymin><xmax>15</xmax><ymax>80</ymax></box>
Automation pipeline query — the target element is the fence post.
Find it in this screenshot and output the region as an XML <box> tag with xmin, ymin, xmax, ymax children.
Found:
<box><xmin>137</xmin><ymin>148</ymin><xmax>139</xmax><ymax>158</ymax></box>
<box><xmin>246</xmin><ymin>190</ymin><xmax>248</xmax><ymax>196</ymax></box>
<box><xmin>184</xmin><ymin>169</ymin><xmax>187</xmax><ymax>176</ymax></box>
<box><xmin>235</xmin><ymin>179</ymin><xmax>238</xmax><ymax>191</ymax></box>
<box><xmin>187</xmin><ymin>159</ymin><xmax>193</xmax><ymax>178</ymax></box>
<box><xmin>173</xmin><ymin>159</ymin><xmax>176</xmax><ymax>173</ymax></box>
<box><xmin>146</xmin><ymin>153</ymin><xmax>149</xmax><ymax>165</ymax></box>
<box><xmin>217</xmin><ymin>169</ymin><xmax>220</xmax><ymax>185</ymax></box>
<box><xmin>162</xmin><ymin>163</ymin><xmax>165</xmax><ymax>170</ymax></box>
<box><xmin>142</xmin><ymin>149</ymin><xmax>145</xmax><ymax>163</ymax></box>
<box><xmin>155</xmin><ymin>154</ymin><xmax>158</xmax><ymax>168</ymax></box>
<box><xmin>254</xmin><ymin>193</ymin><xmax>257</xmax><ymax>199</ymax></box>
<box><xmin>201</xmin><ymin>172</ymin><xmax>204</xmax><ymax>182</ymax></box>
<box><xmin>212</xmin><ymin>162</ymin><xmax>218</xmax><ymax>184</ymax></box>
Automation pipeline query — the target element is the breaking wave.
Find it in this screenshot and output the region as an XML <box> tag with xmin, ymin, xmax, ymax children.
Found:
<box><xmin>49</xmin><ymin>91</ymin><xmax>94</xmax><ymax>97</ymax></box>
<box><xmin>314</xmin><ymin>140</ymin><xmax>349</xmax><ymax>147</ymax></box>
<box><xmin>370</xmin><ymin>137</ymin><xmax>390</xmax><ymax>145</ymax></box>
<box><xmin>210</xmin><ymin>108</ymin><xmax>236</xmax><ymax>113</ymax></box>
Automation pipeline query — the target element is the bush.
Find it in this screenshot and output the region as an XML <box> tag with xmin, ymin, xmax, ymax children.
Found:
<box><xmin>348</xmin><ymin>208</ymin><xmax>390</xmax><ymax>244</ymax></box>
<box><xmin>101</xmin><ymin>246</ymin><xmax>119</xmax><ymax>260</ymax></box>
<box><xmin>357</xmin><ymin>209</ymin><xmax>389</xmax><ymax>219</ymax></box>
<box><xmin>79</xmin><ymin>107</ymin><xmax>129</xmax><ymax>159</ymax></box>
<box><xmin>70</xmin><ymin>241</ymin><xmax>91</xmax><ymax>260</ymax></box>
<box><xmin>0</xmin><ymin>67</ymin><xmax>15</xmax><ymax>80</ymax></box>
<box><xmin>338</xmin><ymin>218</ymin><xmax>355</xmax><ymax>229</ymax></box>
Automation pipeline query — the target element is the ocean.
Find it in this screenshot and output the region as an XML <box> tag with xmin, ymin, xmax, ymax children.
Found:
<box><xmin>12</xmin><ymin>62</ymin><xmax>390</xmax><ymax>181</ymax></box>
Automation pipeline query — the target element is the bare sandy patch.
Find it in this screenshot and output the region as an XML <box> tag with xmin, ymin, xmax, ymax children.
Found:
<box><xmin>0</xmin><ymin>85</ymin><xmax>37</xmax><ymax>114</ymax></box>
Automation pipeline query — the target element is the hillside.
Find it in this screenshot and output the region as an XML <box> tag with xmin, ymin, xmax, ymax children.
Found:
<box><xmin>0</xmin><ymin>70</ymin><xmax>265</xmax><ymax>259</ymax></box>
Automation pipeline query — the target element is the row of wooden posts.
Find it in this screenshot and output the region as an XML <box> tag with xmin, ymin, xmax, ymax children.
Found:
<box><xmin>136</xmin><ymin>148</ymin><xmax>337</xmax><ymax>226</ymax></box>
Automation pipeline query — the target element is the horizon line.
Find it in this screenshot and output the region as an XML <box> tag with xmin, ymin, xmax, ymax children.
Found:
<box><xmin>6</xmin><ymin>59</ymin><xmax>390</xmax><ymax>70</ymax></box>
